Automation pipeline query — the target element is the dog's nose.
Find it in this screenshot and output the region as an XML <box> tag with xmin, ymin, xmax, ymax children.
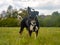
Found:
<box><xmin>33</xmin><ymin>22</ymin><xmax>36</xmax><ymax>25</ymax></box>
<box><xmin>33</xmin><ymin>22</ymin><xmax>35</xmax><ymax>24</ymax></box>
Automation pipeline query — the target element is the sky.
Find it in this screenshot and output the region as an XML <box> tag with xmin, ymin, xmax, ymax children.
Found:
<box><xmin>0</xmin><ymin>0</ymin><xmax>60</xmax><ymax>15</ymax></box>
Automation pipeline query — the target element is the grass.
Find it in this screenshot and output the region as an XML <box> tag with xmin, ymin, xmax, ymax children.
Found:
<box><xmin>0</xmin><ymin>27</ymin><xmax>60</xmax><ymax>45</ymax></box>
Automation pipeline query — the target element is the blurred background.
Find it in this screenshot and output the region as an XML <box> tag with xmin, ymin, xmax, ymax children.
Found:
<box><xmin>0</xmin><ymin>0</ymin><xmax>60</xmax><ymax>27</ymax></box>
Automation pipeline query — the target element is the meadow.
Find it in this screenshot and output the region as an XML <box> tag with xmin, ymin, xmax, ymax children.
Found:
<box><xmin>0</xmin><ymin>27</ymin><xmax>60</xmax><ymax>45</ymax></box>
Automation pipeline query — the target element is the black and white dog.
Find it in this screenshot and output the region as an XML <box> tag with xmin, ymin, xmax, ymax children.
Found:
<box><xmin>19</xmin><ymin>15</ymin><xmax>39</xmax><ymax>37</ymax></box>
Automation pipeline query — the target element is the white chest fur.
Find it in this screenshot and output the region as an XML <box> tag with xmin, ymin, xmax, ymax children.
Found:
<box><xmin>30</xmin><ymin>25</ymin><xmax>38</xmax><ymax>31</ymax></box>
<box><xmin>30</xmin><ymin>25</ymin><xmax>34</xmax><ymax>31</ymax></box>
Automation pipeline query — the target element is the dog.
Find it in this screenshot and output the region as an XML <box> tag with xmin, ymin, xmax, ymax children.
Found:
<box><xmin>19</xmin><ymin>15</ymin><xmax>39</xmax><ymax>37</ymax></box>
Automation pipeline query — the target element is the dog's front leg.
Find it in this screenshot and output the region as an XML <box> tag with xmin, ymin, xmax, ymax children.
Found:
<box><xmin>28</xmin><ymin>30</ymin><xmax>32</xmax><ymax>37</ymax></box>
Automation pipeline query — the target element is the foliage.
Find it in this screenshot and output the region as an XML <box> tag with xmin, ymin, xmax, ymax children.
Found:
<box><xmin>39</xmin><ymin>15</ymin><xmax>60</xmax><ymax>27</ymax></box>
<box><xmin>0</xmin><ymin>18</ymin><xmax>19</xmax><ymax>27</ymax></box>
<box><xmin>18</xmin><ymin>9</ymin><xmax>28</xmax><ymax>18</ymax></box>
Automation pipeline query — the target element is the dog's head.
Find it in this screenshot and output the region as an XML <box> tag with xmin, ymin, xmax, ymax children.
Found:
<box><xmin>29</xmin><ymin>15</ymin><xmax>37</xmax><ymax>26</ymax></box>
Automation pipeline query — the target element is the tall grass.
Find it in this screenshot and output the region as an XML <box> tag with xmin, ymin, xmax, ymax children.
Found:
<box><xmin>0</xmin><ymin>27</ymin><xmax>60</xmax><ymax>45</ymax></box>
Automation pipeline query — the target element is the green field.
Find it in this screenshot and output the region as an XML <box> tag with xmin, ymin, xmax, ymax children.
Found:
<box><xmin>0</xmin><ymin>27</ymin><xmax>60</xmax><ymax>45</ymax></box>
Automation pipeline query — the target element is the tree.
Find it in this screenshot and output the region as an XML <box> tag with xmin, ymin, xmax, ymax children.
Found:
<box><xmin>18</xmin><ymin>8</ymin><xmax>28</xmax><ymax>18</ymax></box>
<box><xmin>52</xmin><ymin>11</ymin><xmax>60</xmax><ymax>16</ymax></box>
<box><xmin>12</xmin><ymin>9</ymin><xmax>18</xmax><ymax>18</ymax></box>
<box><xmin>7</xmin><ymin>5</ymin><xmax>13</xmax><ymax>18</ymax></box>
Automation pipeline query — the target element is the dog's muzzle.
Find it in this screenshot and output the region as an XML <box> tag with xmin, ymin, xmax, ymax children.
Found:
<box><xmin>31</xmin><ymin>20</ymin><xmax>36</xmax><ymax>26</ymax></box>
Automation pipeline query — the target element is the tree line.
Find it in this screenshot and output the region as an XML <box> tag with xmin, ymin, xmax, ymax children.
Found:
<box><xmin>0</xmin><ymin>5</ymin><xmax>60</xmax><ymax>27</ymax></box>
<box><xmin>38</xmin><ymin>11</ymin><xmax>60</xmax><ymax>27</ymax></box>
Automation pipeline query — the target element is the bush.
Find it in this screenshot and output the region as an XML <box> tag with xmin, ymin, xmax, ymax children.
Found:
<box><xmin>0</xmin><ymin>18</ymin><xmax>20</xmax><ymax>27</ymax></box>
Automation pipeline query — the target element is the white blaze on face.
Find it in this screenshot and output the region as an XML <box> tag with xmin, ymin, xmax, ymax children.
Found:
<box><xmin>31</xmin><ymin>20</ymin><xmax>36</xmax><ymax>26</ymax></box>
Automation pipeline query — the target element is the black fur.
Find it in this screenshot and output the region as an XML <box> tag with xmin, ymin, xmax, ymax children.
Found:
<box><xmin>19</xmin><ymin>16</ymin><xmax>39</xmax><ymax>37</ymax></box>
